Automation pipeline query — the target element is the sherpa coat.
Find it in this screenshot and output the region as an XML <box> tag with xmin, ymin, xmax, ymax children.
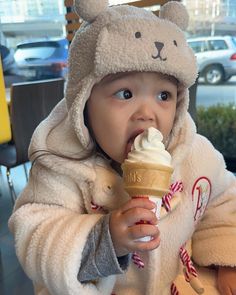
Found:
<box><xmin>8</xmin><ymin>99</ymin><xmax>236</xmax><ymax>295</ymax></box>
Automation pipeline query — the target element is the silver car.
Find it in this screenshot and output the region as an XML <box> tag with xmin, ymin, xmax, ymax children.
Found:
<box><xmin>0</xmin><ymin>44</ymin><xmax>17</xmax><ymax>74</ymax></box>
<box><xmin>14</xmin><ymin>38</ymin><xmax>68</xmax><ymax>81</ymax></box>
<box><xmin>187</xmin><ymin>36</ymin><xmax>236</xmax><ymax>85</ymax></box>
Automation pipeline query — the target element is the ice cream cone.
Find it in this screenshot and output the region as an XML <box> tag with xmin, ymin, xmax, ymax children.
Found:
<box><xmin>122</xmin><ymin>161</ymin><xmax>173</xmax><ymax>241</ymax></box>
<box><xmin>122</xmin><ymin>162</ymin><xmax>173</xmax><ymax>198</ymax></box>
<box><xmin>122</xmin><ymin>127</ymin><xmax>174</xmax><ymax>241</ymax></box>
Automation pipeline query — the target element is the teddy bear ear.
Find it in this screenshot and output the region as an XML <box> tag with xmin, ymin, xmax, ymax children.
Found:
<box><xmin>159</xmin><ymin>1</ymin><xmax>189</xmax><ymax>31</ymax></box>
<box><xmin>74</xmin><ymin>0</ymin><xmax>108</xmax><ymax>23</ymax></box>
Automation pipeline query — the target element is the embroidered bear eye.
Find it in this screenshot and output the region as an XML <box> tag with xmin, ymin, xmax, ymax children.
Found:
<box><xmin>135</xmin><ymin>31</ymin><xmax>141</xmax><ymax>38</ymax></box>
<box><xmin>107</xmin><ymin>186</ymin><xmax>111</xmax><ymax>190</ymax></box>
<box><xmin>173</xmin><ymin>40</ymin><xmax>178</xmax><ymax>46</ymax></box>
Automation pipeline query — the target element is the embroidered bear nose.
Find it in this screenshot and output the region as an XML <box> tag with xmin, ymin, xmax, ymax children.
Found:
<box><xmin>152</xmin><ymin>41</ymin><xmax>167</xmax><ymax>61</ymax></box>
<box><xmin>154</xmin><ymin>41</ymin><xmax>164</xmax><ymax>52</ymax></box>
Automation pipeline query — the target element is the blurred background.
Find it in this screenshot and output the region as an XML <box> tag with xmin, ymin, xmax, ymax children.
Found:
<box><xmin>1</xmin><ymin>0</ymin><xmax>236</xmax><ymax>87</ymax></box>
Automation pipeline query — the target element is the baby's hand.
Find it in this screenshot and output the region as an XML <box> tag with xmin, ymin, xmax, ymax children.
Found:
<box><xmin>109</xmin><ymin>197</ymin><xmax>160</xmax><ymax>257</ymax></box>
<box><xmin>217</xmin><ymin>266</ymin><xmax>236</xmax><ymax>295</ymax></box>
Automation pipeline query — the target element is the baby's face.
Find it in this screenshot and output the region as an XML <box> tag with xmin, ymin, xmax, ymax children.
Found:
<box><xmin>86</xmin><ymin>72</ymin><xmax>177</xmax><ymax>164</ymax></box>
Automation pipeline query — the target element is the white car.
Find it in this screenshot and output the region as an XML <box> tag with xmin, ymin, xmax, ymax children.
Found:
<box><xmin>187</xmin><ymin>36</ymin><xmax>236</xmax><ymax>85</ymax></box>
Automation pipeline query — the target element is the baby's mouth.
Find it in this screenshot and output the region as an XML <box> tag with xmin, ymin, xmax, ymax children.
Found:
<box><xmin>125</xmin><ymin>129</ymin><xmax>144</xmax><ymax>159</ymax></box>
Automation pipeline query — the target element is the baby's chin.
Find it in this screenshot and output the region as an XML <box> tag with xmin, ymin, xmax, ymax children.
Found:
<box><xmin>116</xmin><ymin>157</ymin><xmax>125</xmax><ymax>165</ymax></box>
<box><xmin>110</xmin><ymin>160</ymin><xmax>123</xmax><ymax>175</ymax></box>
<box><xmin>112</xmin><ymin>152</ymin><xmax>126</xmax><ymax>165</ymax></box>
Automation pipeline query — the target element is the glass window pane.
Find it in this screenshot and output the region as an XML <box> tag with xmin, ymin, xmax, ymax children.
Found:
<box><xmin>188</xmin><ymin>41</ymin><xmax>208</xmax><ymax>53</ymax></box>
<box><xmin>208</xmin><ymin>40</ymin><xmax>228</xmax><ymax>50</ymax></box>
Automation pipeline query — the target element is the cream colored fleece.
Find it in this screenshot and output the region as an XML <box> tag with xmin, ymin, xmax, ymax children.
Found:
<box><xmin>8</xmin><ymin>101</ymin><xmax>236</xmax><ymax>295</ymax></box>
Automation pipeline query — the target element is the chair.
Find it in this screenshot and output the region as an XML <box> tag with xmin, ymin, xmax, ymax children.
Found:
<box><xmin>0</xmin><ymin>78</ymin><xmax>64</xmax><ymax>204</ymax></box>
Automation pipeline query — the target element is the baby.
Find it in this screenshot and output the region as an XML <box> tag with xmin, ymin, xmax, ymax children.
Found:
<box><xmin>9</xmin><ymin>1</ymin><xmax>236</xmax><ymax>295</ymax></box>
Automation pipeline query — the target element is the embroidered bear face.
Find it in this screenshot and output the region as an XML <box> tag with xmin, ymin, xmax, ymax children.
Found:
<box><xmin>72</xmin><ymin>0</ymin><xmax>197</xmax><ymax>88</ymax></box>
<box><xmin>94</xmin><ymin>16</ymin><xmax>195</xmax><ymax>86</ymax></box>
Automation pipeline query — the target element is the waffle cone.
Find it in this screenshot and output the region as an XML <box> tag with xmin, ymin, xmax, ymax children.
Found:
<box><xmin>122</xmin><ymin>161</ymin><xmax>173</xmax><ymax>197</ymax></box>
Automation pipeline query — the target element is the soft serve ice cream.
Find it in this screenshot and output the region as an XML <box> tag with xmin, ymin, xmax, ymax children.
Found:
<box><xmin>126</xmin><ymin>127</ymin><xmax>172</xmax><ymax>166</ymax></box>
<box><xmin>122</xmin><ymin>127</ymin><xmax>173</xmax><ymax>197</ymax></box>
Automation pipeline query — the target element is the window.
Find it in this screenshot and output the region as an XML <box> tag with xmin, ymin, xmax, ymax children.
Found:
<box><xmin>188</xmin><ymin>40</ymin><xmax>208</xmax><ymax>53</ymax></box>
<box><xmin>208</xmin><ymin>40</ymin><xmax>228</xmax><ymax>51</ymax></box>
<box><xmin>232</xmin><ymin>37</ymin><xmax>236</xmax><ymax>47</ymax></box>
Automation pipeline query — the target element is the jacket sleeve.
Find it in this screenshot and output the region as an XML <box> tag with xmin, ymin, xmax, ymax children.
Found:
<box><xmin>191</xmin><ymin>135</ymin><xmax>236</xmax><ymax>267</ymax></box>
<box><xmin>78</xmin><ymin>214</ymin><xmax>130</xmax><ymax>282</ymax></box>
<box><xmin>8</xmin><ymin>162</ymin><xmax>116</xmax><ymax>295</ymax></box>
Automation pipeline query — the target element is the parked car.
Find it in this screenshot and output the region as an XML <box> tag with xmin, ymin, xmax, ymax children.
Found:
<box><xmin>14</xmin><ymin>38</ymin><xmax>68</xmax><ymax>81</ymax></box>
<box><xmin>0</xmin><ymin>43</ymin><xmax>18</xmax><ymax>74</ymax></box>
<box><xmin>0</xmin><ymin>43</ymin><xmax>26</xmax><ymax>87</ymax></box>
<box><xmin>187</xmin><ymin>36</ymin><xmax>236</xmax><ymax>85</ymax></box>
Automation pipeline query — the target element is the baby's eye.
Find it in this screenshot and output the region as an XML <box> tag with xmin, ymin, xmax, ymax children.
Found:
<box><xmin>114</xmin><ymin>89</ymin><xmax>133</xmax><ymax>100</ymax></box>
<box><xmin>157</xmin><ymin>91</ymin><xmax>170</xmax><ymax>101</ymax></box>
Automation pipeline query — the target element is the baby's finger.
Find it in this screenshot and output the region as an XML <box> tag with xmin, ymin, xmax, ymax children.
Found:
<box><xmin>124</xmin><ymin>207</ymin><xmax>158</xmax><ymax>226</ymax></box>
<box><xmin>128</xmin><ymin>223</ymin><xmax>160</xmax><ymax>241</ymax></box>
<box><xmin>218</xmin><ymin>285</ymin><xmax>232</xmax><ymax>295</ymax></box>
<box><xmin>137</xmin><ymin>235</ymin><xmax>161</xmax><ymax>251</ymax></box>
<box><xmin>121</xmin><ymin>197</ymin><xmax>156</xmax><ymax>213</ymax></box>
<box><xmin>128</xmin><ymin>230</ymin><xmax>161</xmax><ymax>252</ymax></box>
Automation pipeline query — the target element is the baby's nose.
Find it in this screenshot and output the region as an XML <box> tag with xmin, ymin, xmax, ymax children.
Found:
<box><xmin>132</xmin><ymin>100</ymin><xmax>156</xmax><ymax>121</ymax></box>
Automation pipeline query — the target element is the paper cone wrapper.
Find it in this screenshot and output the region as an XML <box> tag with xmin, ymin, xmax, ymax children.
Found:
<box><xmin>122</xmin><ymin>161</ymin><xmax>173</xmax><ymax>198</ymax></box>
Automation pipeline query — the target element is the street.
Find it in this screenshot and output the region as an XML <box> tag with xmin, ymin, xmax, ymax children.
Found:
<box><xmin>196</xmin><ymin>77</ymin><xmax>236</xmax><ymax>107</ymax></box>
